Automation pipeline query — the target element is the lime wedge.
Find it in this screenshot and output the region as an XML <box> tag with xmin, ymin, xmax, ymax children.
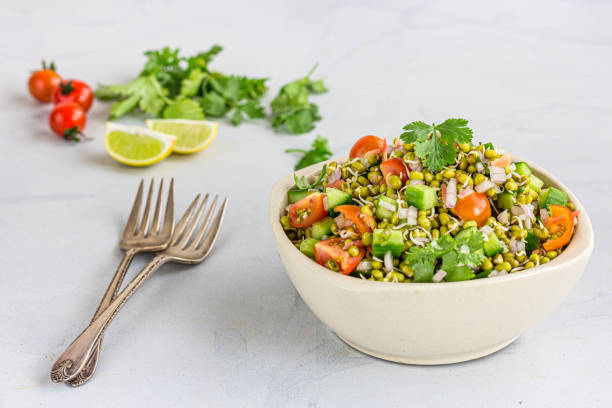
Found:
<box><xmin>145</xmin><ymin>119</ymin><xmax>218</xmax><ymax>154</ymax></box>
<box><xmin>104</xmin><ymin>123</ymin><xmax>176</xmax><ymax>167</ymax></box>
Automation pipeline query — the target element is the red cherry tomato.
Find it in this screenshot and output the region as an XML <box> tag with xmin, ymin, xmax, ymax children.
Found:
<box><xmin>288</xmin><ymin>193</ymin><xmax>328</xmax><ymax>228</ymax></box>
<box><xmin>453</xmin><ymin>191</ymin><xmax>491</xmax><ymax>227</ymax></box>
<box><xmin>314</xmin><ymin>238</ymin><xmax>365</xmax><ymax>275</ymax></box>
<box><xmin>349</xmin><ymin>135</ymin><xmax>386</xmax><ymax>158</ymax></box>
<box><xmin>52</xmin><ymin>79</ymin><xmax>94</xmax><ymax>111</ymax></box>
<box><xmin>334</xmin><ymin>205</ymin><xmax>376</xmax><ymax>235</ymax></box>
<box><xmin>380</xmin><ymin>158</ymin><xmax>409</xmax><ymax>186</ymax></box>
<box><xmin>49</xmin><ymin>102</ymin><xmax>87</xmax><ymax>141</ymax></box>
<box><xmin>28</xmin><ymin>61</ymin><xmax>61</xmax><ymax>103</ymax></box>
<box><xmin>543</xmin><ymin>205</ymin><xmax>575</xmax><ymax>251</ymax></box>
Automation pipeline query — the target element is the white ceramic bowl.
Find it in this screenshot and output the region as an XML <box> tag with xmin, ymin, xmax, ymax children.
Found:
<box><xmin>269</xmin><ymin>156</ymin><xmax>593</xmax><ymax>365</ymax></box>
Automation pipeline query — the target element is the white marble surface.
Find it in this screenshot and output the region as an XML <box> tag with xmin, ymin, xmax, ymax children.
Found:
<box><xmin>1</xmin><ymin>0</ymin><xmax>611</xmax><ymax>406</ymax></box>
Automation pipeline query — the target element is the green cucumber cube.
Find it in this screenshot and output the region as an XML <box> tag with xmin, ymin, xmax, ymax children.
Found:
<box><xmin>497</xmin><ymin>192</ymin><xmax>515</xmax><ymax>210</ymax></box>
<box><xmin>528</xmin><ymin>174</ymin><xmax>544</xmax><ymax>191</ymax></box>
<box><xmin>375</xmin><ymin>196</ymin><xmax>398</xmax><ymax>220</ymax></box>
<box><xmin>483</xmin><ymin>233</ymin><xmax>503</xmax><ymax>257</ymax></box>
<box><xmin>312</xmin><ymin>217</ymin><xmax>334</xmax><ymax>240</ymax></box>
<box><xmin>538</xmin><ymin>187</ymin><xmax>568</xmax><ymax>210</ymax></box>
<box><xmin>325</xmin><ymin>187</ymin><xmax>352</xmax><ymax>211</ymax></box>
<box><xmin>299</xmin><ymin>238</ymin><xmax>319</xmax><ymax>258</ymax></box>
<box><xmin>372</xmin><ymin>229</ymin><xmax>404</xmax><ymax>258</ymax></box>
<box><xmin>514</xmin><ymin>162</ymin><xmax>532</xmax><ymax>176</ymax></box>
<box><xmin>405</xmin><ymin>185</ymin><xmax>437</xmax><ymax>210</ymax></box>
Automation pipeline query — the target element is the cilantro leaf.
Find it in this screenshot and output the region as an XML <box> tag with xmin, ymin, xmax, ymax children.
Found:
<box><xmin>95</xmin><ymin>45</ymin><xmax>267</xmax><ymax>125</ymax></box>
<box><xmin>412</xmin><ymin>260</ymin><xmax>435</xmax><ymax>283</ymax></box>
<box><xmin>286</xmin><ymin>135</ymin><xmax>332</xmax><ymax>170</ymax></box>
<box><xmin>441</xmin><ymin>251</ymin><xmax>476</xmax><ymax>282</ymax></box>
<box><xmin>162</xmin><ymin>99</ymin><xmax>204</xmax><ymax>120</ymax></box>
<box><xmin>400</xmin><ymin>118</ymin><xmax>474</xmax><ymax>172</ymax></box>
<box><xmin>270</xmin><ymin>64</ymin><xmax>327</xmax><ymax>134</ymax></box>
<box><xmin>293</xmin><ymin>164</ymin><xmax>328</xmax><ymax>190</ymax></box>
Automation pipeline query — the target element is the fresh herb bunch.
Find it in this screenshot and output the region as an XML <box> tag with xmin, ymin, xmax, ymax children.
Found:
<box><xmin>404</xmin><ymin>231</ymin><xmax>486</xmax><ymax>282</ymax></box>
<box><xmin>285</xmin><ymin>135</ymin><xmax>332</xmax><ymax>170</ymax></box>
<box><xmin>95</xmin><ymin>45</ymin><xmax>268</xmax><ymax>125</ymax></box>
<box><xmin>400</xmin><ymin>118</ymin><xmax>473</xmax><ymax>171</ymax></box>
<box><xmin>270</xmin><ymin>64</ymin><xmax>328</xmax><ymax>134</ymax></box>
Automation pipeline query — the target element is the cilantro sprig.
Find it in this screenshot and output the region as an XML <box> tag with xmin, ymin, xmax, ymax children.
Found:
<box><xmin>95</xmin><ymin>45</ymin><xmax>268</xmax><ymax>125</ymax></box>
<box><xmin>404</xmin><ymin>231</ymin><xmax>486</xmax><ymax>282</ymax></box>
<box><xmin>285</xmin><ymin>135</ymin><xmax>332</xmax><ymax>170</ymax></box>
<box><xmin>400</xmin><ymin>118</ymin><xmax>473</xmax><ymax>171</ymax></box>
<box><xmin>270</xmin><ymin>64</ymin><xmax>328</xmax><ymax>134</ymax></box>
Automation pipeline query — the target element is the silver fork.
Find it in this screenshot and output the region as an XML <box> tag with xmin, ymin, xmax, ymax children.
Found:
<box><xmin>50</xmin><ymin>193</ymin><xmax>228</xmax><ymax>383</ymax></box>
<box><xmin>64</xmin><ymin>178</ymin><xmax>174</xmax><ymax>387</ymax></box>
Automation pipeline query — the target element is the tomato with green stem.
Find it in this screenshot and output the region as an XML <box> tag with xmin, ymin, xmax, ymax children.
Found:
<box><xmin>52</xmin><ymin>79</ymin><xmax>94</xmax><ymax>111</ymax></box>
<box><xmin>334</xmin><ymin>205</ymin><xmax>376</xmax><ymax>234</ymax></box>
<box><xmin>543</xmin><ymin>205</ymin><xmax>576</xmax><ymax>251</ymax></box>
<box><xmin>314</xmin><ymin>237</ymin><xmax>365</xmax><ymax>275</ymax></box>
<box><xmin>49</xmin><ymin>102</ymin><xmax>87</xmax><ymax>141</ymax></box>
<box><xmin>28</xmin><ymin>61</ymin><xmax>61</xmax><ymax>103</ymax></box>
<box><xmin>453</xmin><ymin>191</ymin><xmax>491</xmax><ymax>227</ymax></box>
<box><xmin>288</xmin><ymin>193</ymin><xmax>328</xmax><ymax>228</ymax></box>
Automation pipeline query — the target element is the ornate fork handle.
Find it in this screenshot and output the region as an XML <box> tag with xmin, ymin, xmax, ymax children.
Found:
<box><xmin>51</xmin><ymin>254</ymin><xmax>169</xmax><ymax>383</ymax></box>
<box><xmin>68</xmin><ymin>248</ymin><xmax>137</xmax><ymax>386</ymax></box>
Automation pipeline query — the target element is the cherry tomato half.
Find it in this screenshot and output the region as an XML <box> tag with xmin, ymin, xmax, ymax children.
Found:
<box><xmin>314</xmin><ymin>237</ymin><xmax>365</xmax><ymax>275</ymax></box>
<box><xmin>52</xmin><ymin>79</ymin><xmax>94</xmax><ymax>111</ymax></box>
<box><xmin>380</xmin><ymin>158</ymin><xmax>409</xmax><ymax>186</ymax></box>
<box><xmin>288</xmin><ymin>193</ymin><xmax>328</xmax><ymax>228</ymax></box>
<box><xmin>49</xmin><ymin>102</ymin><xmax>87</xmax><ymax>141</ymax></box>
<box><xmin>28</xmin><ymin>62</ymin><xmax>61</xmax><ymax>103</ymax></box>
<box><xmin>334</xmin><ymin>205</ymin><xmax>376</xmax><ymax>235</ymax></box>
<box><xmin>453</xmin><ymin>191</ymin><xmax>491</xmax><ymax>227</ymax></box>
<box><xmin>543</xmin><ymin>205</ymin><xmax>575</xmax><ymax>251</ymax></box>
<box><xmin>349</xmin><ymin>135</ymin><xmax>386</xmax><ymax>158</ymax></box>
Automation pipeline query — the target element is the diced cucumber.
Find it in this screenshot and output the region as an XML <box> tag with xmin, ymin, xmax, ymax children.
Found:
<box><xmin>514</xmin><ymin>162</ymin><xmax>532</xmax><ymax>176</ymax></box>
<box><xmin>528</xmin><ymin>174</ymin><xmax>544</xmax><ymax>191</ymax></box>
<box><xmin>376</xmin><ymin>196</ymin><xmax>398</xmax><ymax>220</ymax></box>
<box><xmin>312</xmin><ymin>217</ymin><xmax>334</xmax><ymax>239</ymax></box>
<box><xmin>483</xmin><ymin>233</ymin><xmax>503</xmax><ymax>257</ymax></box>
<box><xmin>288</xmin><ymin>188</ymin><xmax>309</xmax><ymax>204</ymax></box>
<box><xmin>372</xmin><ymin>229</ymin><xmax>404</xmax><ymax>258</ymax></box>
<box><xmin>525</xmin><ymin>231</ymin><xmax>540</xmax><ymax>255</ymax></box>
<box><xmin>325</xmin><ymin>187</ymin><xmax>352</xmax><ymax>211</ymax></box>
<box><xmin>497</xmin><ymin>192</ymin><xmax>515</xmax><ymax>210</ymax></box>
<box><xmin>455</xmin><ymin>227</ymin><xmax>478</xmax><ymax>242</ymax></box>
<box><xmin>299</xmin><ymin>238</ymin><xmax>319</xmax><ymax>258</ymax></box>
<box><xmin>538</xmin><ymin>187</ymin><xmax>568</xmax><ymax>210</ymax></box>
<box><xmin>405</xmin><ymin>185</ymin><xmax>438</xmax><ymax>210</ymax></box>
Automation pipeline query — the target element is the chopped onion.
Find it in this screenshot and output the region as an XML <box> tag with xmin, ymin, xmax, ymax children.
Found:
<box><xmin>480</xmin><ymin>225</ymin><xmax>494</xmax><ymax>237</ymax></box>
<box><xmin>356</xmin><ymin>261</ymin><xmax>372</xmax><ymax>272</ymax></box>
<box><xmin>445</xmin><ymin>178</ymin><xmax>457</xmax><ymax>208</ymax></box>
<box><xmin>334</xmin><ymin>214</ymin><xmax>345</xmax><ymax>228</ymax></box>
<box><xmin>323</xmin><ymin>196</ymin><xmax>329</xmax><ymax>211</ymax></box>
<box><xmin>520</xmin><ymin>204</ymin><xmax>535</xmax><ymax>220</ymax></box>
<box><xmin>511</xmin><ymin>205</ymin><xmax>523</xmax><ymax>217</ymax></box>
<box><xmin>458</xmin><ymin>186</ymin><xmax>473</xmax><ymax>199</ymax></box>
<box><xmin>497</xmin><ymin>209</ymin><xmax>509</xmax><ymax>224</ymax></box>
<box><xmin>476</xmin><ymin>162</ymin><xmax>485</xmax><ymax>173</ymax></box>
<box><xmin>510</xmin><ymin>239</ymin><xmax>525</xmax><ymax>254</ymax></box>
<box><xmin>384</xmin><ymin>251</ymin><xmax>394</xmax><ymax>273</ymax></box>
<box><xmin>378</xmin><ymin>199</ymin><xmax>397</xmax><ymax>212</ymax></box>
<box><xmin>327</xmin><ymin>168</ymin><xmax>341</xmax><ymax>185</ymax></box>
<box><xmin>406</xmin><ymin>206</ymin><xmax>418</xmax><ymax>225</ymax></box>
<box><xmin>489</xmin><ymin>166</ymin><xmax>507</xmax><ymax>184</ymax></box>
<box><xmin>475</xmin><ymin>179</ymin><xmax>496</xmax><ymax>193</ymax></box>
<box><xmin>432</xmin><ymin>269</ymin><xmax>447</xmax><ymax>282</ymax></box>
<box><xmin>410</xmin><ymin>179</ymin><xmax>425</xmax><ymax>185</ymax></box>
<box><xmin>540</xmin><ymin>208</ymin><xmax>550</xmax><ymax>222</ymax></box>
<box><xmin>397</xmin><ymin>207</ymin><xmax>410</xmax><ymax>219</ymax></box>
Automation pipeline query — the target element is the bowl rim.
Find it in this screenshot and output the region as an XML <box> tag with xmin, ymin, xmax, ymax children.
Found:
<box><xmin>269</xmin><ymin>154</ymin><xmax>594</xmax><ymax>291</ymax></box>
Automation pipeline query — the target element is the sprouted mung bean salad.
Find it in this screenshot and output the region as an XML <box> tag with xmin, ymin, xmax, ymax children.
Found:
<box><xmin>280</xmin><ymin>118</ymin><xmax>580</xmax><ymax>283</ymax></box>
